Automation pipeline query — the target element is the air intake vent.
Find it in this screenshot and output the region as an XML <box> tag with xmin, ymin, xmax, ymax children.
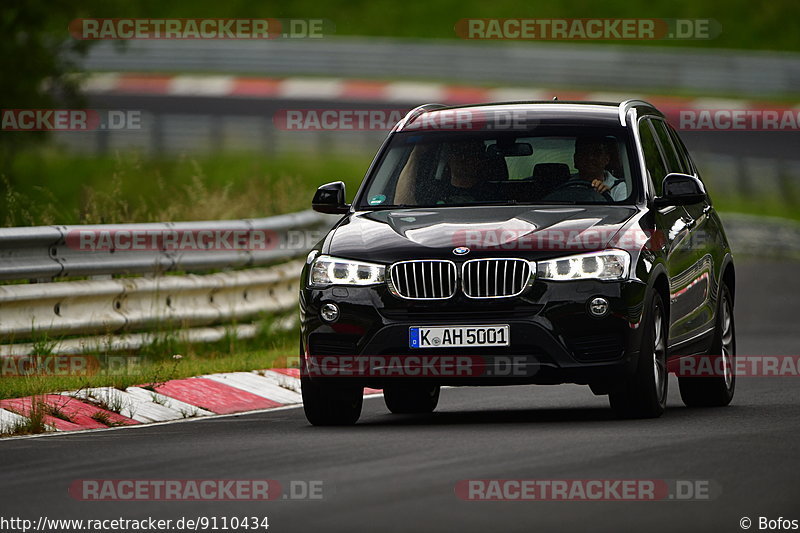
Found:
<box><xmin>388</xmin><ymin>260</ymin><xmax>457</xmax><ymax>300</ymax></box>
<box><xmin>462</xmin><ymin>258</ymin><xmax>532</xmax><ymax>298</ymax></box>
<box><xmin>569</xmin><ymin>334</ymin><xmax>624</xmax><ymax>362</ymax></box>
<box><xmin>308</xmin><ymin>334</ymin><xmax>360</xmax><ymax>356</ymax></box>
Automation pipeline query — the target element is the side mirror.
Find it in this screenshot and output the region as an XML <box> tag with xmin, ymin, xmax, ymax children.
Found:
<box><xmin>312</xmin><ymin>181</ymin><xmax>350</xmax><ymax>214</ymax></box>
<box><xmin>653</xmin><ymin>173</ymin><xmax>706</xmax><ymax>207</ymax></box>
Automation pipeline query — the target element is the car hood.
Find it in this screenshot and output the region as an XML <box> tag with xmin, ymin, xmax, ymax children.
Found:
<box><xmin>324</xmin><ymin>205</ymin><xmax>639</xmax><ymax>263</ymax></box>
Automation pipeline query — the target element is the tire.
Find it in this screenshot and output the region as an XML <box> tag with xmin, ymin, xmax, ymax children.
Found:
<box><xmin>301</xmin><ymin>377</ymin><xmax>363</xmax><ymax>425</ymax></box>
<box><xmin>384</xmin><ymin>384</ymin><xmax>440</xmax><ymax>414</ymax></box>
<box><xmin>609</xmin><ymin>291</ymin><xmax>668</xmax><ymax>419</ymax></box>
<box><xmin>300</xmin><ymin>338</ymin><xmax>364</xmax><ymax>425</ymax></box>
<box><xmin>678</xmin><ymin>283</ymin><xmax>736</xmax><ymax>407</ymax></box>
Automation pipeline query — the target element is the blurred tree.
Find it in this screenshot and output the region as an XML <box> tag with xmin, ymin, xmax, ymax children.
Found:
<box><xmin>0</xmin><ymin>0</ymin><xmax>99</xmax><ymax>191</ymax></box>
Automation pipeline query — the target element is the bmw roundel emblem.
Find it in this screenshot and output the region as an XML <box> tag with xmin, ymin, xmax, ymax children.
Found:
<box><xmin>453</xmin><ymin>247</ymin><xmax>470</xmax><ymax>256</ymax></box>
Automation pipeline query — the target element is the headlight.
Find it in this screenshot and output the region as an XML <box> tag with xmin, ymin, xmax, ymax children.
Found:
<box><xmin>309</xmin><ymin>255</ymin><xmax>386</xmax><ymax>286</ymax></box>
<box><xmin>536</xmin><ymin>249</ymin><xmax>630</xmax><ymax>281</ymax></box>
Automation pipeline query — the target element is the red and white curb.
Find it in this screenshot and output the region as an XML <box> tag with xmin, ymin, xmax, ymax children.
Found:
<box><xmin>80</xmin><ymin>72</ymin><xmax>797</xmax><ymax>110</ymax></box>
<box><xmin>0</xmin><ymin>408</ymin><xmax>28</xmax><ymax>432</ymax></box>
<box><xmin>0</xmin><ymin>369</ymin><xmax>382</xmax><ymax>437</ymax></box>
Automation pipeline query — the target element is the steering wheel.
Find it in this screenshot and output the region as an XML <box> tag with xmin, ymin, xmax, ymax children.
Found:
<box><xmin>543</xmin><ymin>179</ymin><xmax>609</xmax><ymax>202</ymax></box>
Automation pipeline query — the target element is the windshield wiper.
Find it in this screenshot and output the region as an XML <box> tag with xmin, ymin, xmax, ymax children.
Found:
<box><xmin>464</xmin><ymin>200</ymin><xmax>520</xmax><ymax>206</ymax></box>
<box><xmin>359</xmin><ymin>199</ymin><xmax>614</xmax><ymax>210</ymax></box>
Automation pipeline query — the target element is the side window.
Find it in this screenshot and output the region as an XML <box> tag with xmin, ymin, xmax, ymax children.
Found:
<box><xmin>650</xmin><ymin>119</ymin><xmax>684</xmax><ymax>174</ymax></box>
<box><xmin>637</xmin><ymin>119</ymin><xmax>668</xmax><ymax>195</ymax></box>
<box><xmin>666</xmin><ymin>125</ymin><xmax>694</xmax><ymax>175</ymax></box>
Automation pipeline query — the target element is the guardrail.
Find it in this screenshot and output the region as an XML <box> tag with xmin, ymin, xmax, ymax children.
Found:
<box><xmin>0</xmin><ymin>210</ymin><xmax>339</xmax><ymax>357</ymax></box>
<box><xmin>0</xmin><ymin>210</ymin><xmax>335</xmax><ymax>281</ymax></box>
<box><xmin>78</xmin><ymin>38</ymin><xmax>800</xmax><ymax>96</ymax></box>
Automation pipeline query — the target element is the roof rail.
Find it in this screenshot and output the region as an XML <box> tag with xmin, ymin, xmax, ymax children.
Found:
<box><xmin>618</xmin><ymin>99</ymin><xmax>654</xmax><ymax>126</ymax></box>
<box><xmin>396</xmin><ymin>103</ymin><xmax>448</xmax><ymax>131</ymax></box>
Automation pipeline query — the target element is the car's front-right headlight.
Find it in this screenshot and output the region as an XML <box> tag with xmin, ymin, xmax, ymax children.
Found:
<box><xmin>535</xmin><ymin>249</ymin><xmax>630</xmax><ymax>281</ymax></box>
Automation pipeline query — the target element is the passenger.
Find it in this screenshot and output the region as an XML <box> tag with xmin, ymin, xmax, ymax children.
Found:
<box><xmin>438</xmin><ymin>140</ymin><xmax>496</xmax><ymax>204</ymax></box>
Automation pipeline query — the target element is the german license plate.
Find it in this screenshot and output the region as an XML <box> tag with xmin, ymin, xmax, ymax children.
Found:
<box><xmin>409</xmin><ymin>325</ymin><xmax>510</xmax><ymax>349</ymax></box>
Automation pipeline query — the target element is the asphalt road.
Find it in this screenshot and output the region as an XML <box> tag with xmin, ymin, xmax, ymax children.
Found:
<box><xmin>1</xmin><ymin>258</ymin><xmax>798</xmax><ymax>533</ymax></box>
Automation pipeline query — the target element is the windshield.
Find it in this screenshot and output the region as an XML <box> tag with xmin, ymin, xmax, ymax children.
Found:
<box><xmin>357</xmin><ymin>127</ymin><xmax>639</xmax><ymax>209</ymax></box>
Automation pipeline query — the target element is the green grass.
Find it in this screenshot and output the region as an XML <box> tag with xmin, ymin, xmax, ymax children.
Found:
<box><xmin>2</xmin><ymin>147</ymin><xmax>369</xmax><ymax>226</ymax></box>
<box><xmin>63</xmin><ymin>0</ymin><xmax>800</xmax><ymax>52</ymax></box>
<box><xmin>703</xmin><ymin>183</ymin><xmax>800</xmax><ymax>221</ymax></box>
<box><xmin>0</xmin><ymin>323</ymin><xmax>300</xmax><ymax>401</ymax></box>
<box><xmin>715</xmin><ymin>200</ymin><xmax>800</xmax><ymax>222</ymax></box>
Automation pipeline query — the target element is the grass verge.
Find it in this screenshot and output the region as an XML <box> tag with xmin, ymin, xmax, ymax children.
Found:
<box><xmin>61</xmin><ymin>0</ymin><xmax>800</xmax><ymax>53</ymax></box>
<box><xmin>0</xmin><ymin>320</ymin><xmax>300</xmax><ymax>402</ymax></box>
<box><xmin>2</xmin><ymin>148</ymin><xmax>369</xmax><ymax>227</ymax></box>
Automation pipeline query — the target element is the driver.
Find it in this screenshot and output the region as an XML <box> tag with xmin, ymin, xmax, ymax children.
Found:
<box><xmin>571</xmin><ymin>137</ymin><xmax>627</xmax><ymax>201</ymax></box>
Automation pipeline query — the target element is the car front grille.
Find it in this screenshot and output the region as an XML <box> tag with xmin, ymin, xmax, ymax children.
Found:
<box><xmin>388</xmin><ymin>260</ymin><xmax>458</xmax><ymax>299</ymax></box>
<box><xmin>462</xmin><ymin>258</ymin><xmax>532</xmax><ymax>298</ymax></box>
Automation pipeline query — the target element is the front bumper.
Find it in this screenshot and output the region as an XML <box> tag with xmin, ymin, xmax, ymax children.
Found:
<box><xmin>300</xmin><ymin>277</ymin><xmax>648</xmax><ymax>388</ymax></box>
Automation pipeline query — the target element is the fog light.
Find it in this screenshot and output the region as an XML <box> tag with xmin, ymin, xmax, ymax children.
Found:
<box><xmin>588</xmin><ymin>297</ymin><xmax>609</xmax><ymax>317</ymax></box>
<box><xmin>320</xmin><ymin>303</ymin><xmax>340</xmax><ymax>323</ymax></box>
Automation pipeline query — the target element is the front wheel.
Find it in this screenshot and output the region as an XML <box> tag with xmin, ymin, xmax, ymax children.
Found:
<box><xmin>609</xmin><ymin>291</ymin><xmax>668</xmax><ymax>419</ymax></box>
<box><xmin>384</xmin><ymin>384</ymin><xmax>440</xmax><ymax>414</ymax></box>
<box><xmin>301</xmin><ymin>377</ymin><xmax>363</xmax><ymax>426</ymax></box>
<box><xmin>678</xmin><ymin>282</ymin><xmax>736</xmax><ymax>407</ymax></box>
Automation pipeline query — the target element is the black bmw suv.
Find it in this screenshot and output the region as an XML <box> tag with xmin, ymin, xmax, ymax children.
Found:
<box><xmin>299</xmin><ymin>100</ymin><xmax>736</xmax><ymax>425</ymax></box>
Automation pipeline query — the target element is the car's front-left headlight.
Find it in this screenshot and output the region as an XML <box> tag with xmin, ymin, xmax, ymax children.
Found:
<box><xmin>535</xmin><ymin>249</ymin><xmax>631</xmax><ymax>281</ymax></box>
<box><xmin>309</xmin><ymin>255</ymin><xmax>386</xmax><ymax>287</ymax></box>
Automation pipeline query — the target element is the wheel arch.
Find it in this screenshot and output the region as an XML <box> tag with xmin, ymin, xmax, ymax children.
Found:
<box><xmin>720</xmin><ymin>254</ymin><xmax>736</xmax><ymax>306</ymax></box>
<box><xmin>646</xmin><ymin>261</ymin><xmax>671</xmax><ymax>327</ymax></box>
